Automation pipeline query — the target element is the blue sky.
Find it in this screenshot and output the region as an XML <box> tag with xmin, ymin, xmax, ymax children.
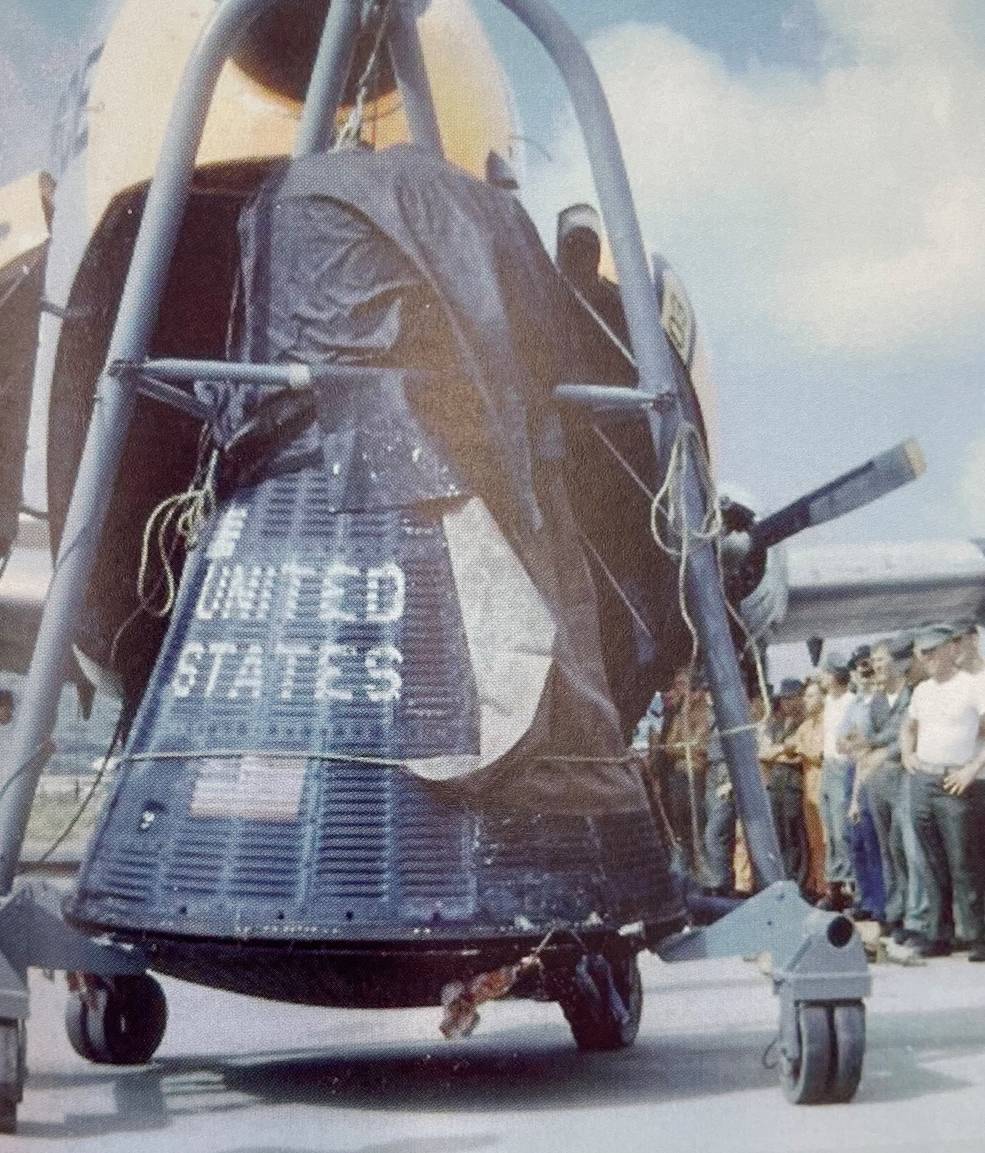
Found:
<box><xmin>483</xmin><ymin>0</ymin><xmax>985</xmax><ymax>550</ymax></box>
<box><xmin>2</xmin><ymin>0</ymin><xmax>983</xmax><ymax>553</ymax></box>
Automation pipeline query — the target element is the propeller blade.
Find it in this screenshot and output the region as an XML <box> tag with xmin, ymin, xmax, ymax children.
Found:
<box><xmin>749</xmin><ymin>438</ymin><xmax>925</xmax><ymax>551</ymax></box>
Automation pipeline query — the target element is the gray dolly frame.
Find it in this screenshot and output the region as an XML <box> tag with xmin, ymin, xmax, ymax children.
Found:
<box><xmin>0</xmin><ymin>0</ymin><xmax>870</xmax><ymax>1126</ymax></box>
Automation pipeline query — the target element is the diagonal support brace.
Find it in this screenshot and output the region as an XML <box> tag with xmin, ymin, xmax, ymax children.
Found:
<box><xmin>0</xmin><ymin>880</ymin><xmax>147</xmax><ymax>1020</ymax></box>
<box><xmin>657</xmin><ymin>880</ymin><xmax>871</xmax><ymax>1003</ymax></box>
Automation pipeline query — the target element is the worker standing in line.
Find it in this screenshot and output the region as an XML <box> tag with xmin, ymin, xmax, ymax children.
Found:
<box><xmin>853</xmin><ymin>638</ymin><xmax>914</xmax><ymax>942</ymax></box>
<box><xmin>901</xmin><ymin>627</ymin><xmax>985</xmax><ymax>959</ymax></box>
<box><xmin>703</xmin><ymin>714</ymin><xmax>735</xmax><ymax>896</ymax></box>
<box><xmin>817</xmin><ymin>653</ymin><xmax>857</xmax><ymax>911</ymax></box>
<box><xmin>759</xmin><ymin>679</ymin><xmax>808</xmax><ymax>892</ymax></box>
<box><xmin>793</xmin><ymin>679</ymin><xmax>826</xmax><ymax>903</ymax></box>
<box><xmin>842</xmin><ymin>648</ymin><xmax>886</xmax><ymax>922</ymax></box>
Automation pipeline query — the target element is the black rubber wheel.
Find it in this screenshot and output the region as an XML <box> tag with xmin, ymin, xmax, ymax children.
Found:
<box><xmin>0</xmin><ymin>1018</ymin><xmax>25</xmax><ymax>1134</ymax></box>
<box><xmin>0</xmin><ymin>1101</ymin><xmax>15</xmax><ymax>1136</ymax></box>
<box><xmin>65</xmin><ymin>974</ymin><xmax>168</xmax><ymax>1065</ymax></box>
<box><xmin>780</xmin><ymin>1003</ymin><xmax>832</xmax><ymax>1104</ymax></box>
<box><xmin>561</xmin><ymin>953</ymin><xmax>643</xmax><ymax>1051</ymax></box>
<box><xmin>828</xmin><ymin>1002</ymin><xmax>865</xmax><ymax>1103</ymax></box>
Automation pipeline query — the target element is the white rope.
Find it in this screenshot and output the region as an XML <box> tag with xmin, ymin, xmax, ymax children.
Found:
<box><xmin>647</xmin><ymin>419</ymin><xmax>772</xmax><ymax>722</ymax></box>
<box><xmin>108</xmin><ymin>443</ymin><xmax>218</xmax><ymax>672</ymax></box>
<box><xmin>643</xmin><ymin>420</ymin><xmax>775</xmax><ymax>874</ymax></box>
<box><xmin>123</xmin><ymin>747</ymin><xmax>644</xmax><ymax>768</ymax></box>
<box><xmin>135</xmin><ymin>449</ymin><xmax>218</xmax><ymax>619</ymax></box>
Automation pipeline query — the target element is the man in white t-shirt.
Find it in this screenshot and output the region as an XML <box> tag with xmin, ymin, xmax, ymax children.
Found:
<box><xmin>817</xmin><ymin>652</ymin><xmax>857</xmax><ymax>911</ymax></box>
<box><xmin>901</xmin><ymin>626</ymin><xmax>985</xmax><ymax>959</ymax></box>
<box><xmin>956</xmin><ymin>623</ymin><xmax>984</xmax><ymax>677</ymax></box>
<box><xmin>955</xmin><ymin>621</ymin><xmax>985</xmax><ymax>949</ymax></box>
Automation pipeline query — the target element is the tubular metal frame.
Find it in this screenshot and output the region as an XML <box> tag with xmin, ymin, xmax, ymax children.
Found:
<box><xmin>0</xmin><ymin>0</ymin><xmax>784</xmax><ymax>911</ymax></box>
<box><xmin>0</xmin><ymin>0</ymin><xmax>872</xmax><ymax>1126</ymax></box>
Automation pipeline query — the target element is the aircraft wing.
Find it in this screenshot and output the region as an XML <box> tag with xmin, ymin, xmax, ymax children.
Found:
<box><xmin>763</xmin><ymin>539</ymin><xmax>985</xmax><ymax>644</ymax></box>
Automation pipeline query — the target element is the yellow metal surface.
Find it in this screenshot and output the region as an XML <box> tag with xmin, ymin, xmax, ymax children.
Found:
<box><xmin>0</xmin><ymin>171</ymin><xmax>50</xmax><ymax>274</ymax></box>
<box><xmin>85</xmin><ymin>0</ymin><xmax>514</xmax><ymax>232</ymax></box>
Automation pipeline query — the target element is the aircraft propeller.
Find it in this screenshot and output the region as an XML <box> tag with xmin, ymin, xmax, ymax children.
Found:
<box><xmin>718</xmin><ymin>439</ymin><xmax>926</xmax><ymax>602</ymax></box>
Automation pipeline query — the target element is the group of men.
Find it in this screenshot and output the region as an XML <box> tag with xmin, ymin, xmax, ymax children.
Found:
<box><xmin>643</xmin><ymin>621</ymin><xmax>985</xmax><ymax>959</ymax></box>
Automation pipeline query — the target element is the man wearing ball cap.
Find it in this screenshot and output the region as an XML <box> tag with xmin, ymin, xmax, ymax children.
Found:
<box><xmin>901</xmin><ymin>625</ymin><xmax>985</xmax><ymax>958</ymax></box>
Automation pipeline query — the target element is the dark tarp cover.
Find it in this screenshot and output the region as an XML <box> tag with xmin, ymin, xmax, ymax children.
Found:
<box><xmin>214</xmin><ymin>143</ymin><xmax>650</xmax><ymax>815</ymax></box>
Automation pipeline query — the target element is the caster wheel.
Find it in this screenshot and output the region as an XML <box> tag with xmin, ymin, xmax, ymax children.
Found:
<box><xmin>828</xmin><ymin>1002</ymin><xmax>866</xmax><ymax>1103</ymax></box>
<box><xmin>560</xmin><ymin>952</ymin><xmax>643</xmax><ymax>1051</ymax></box>
<box><xmin>0</xmin><ymin>1101</ymin><xmax>16</xmax><ymax>1136</ymax></box>
<box><xmin>780</xmin><ymin>1001</ymin><xmax>865</xmax><ymax>1104</ymax></box>
<box><xmin>66</xmin><ymin>973</ymin><xmax>168</xmax><ymax>1065</ymax></box>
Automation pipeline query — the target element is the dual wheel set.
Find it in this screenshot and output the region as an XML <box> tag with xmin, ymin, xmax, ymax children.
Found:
<box><xmin>0</xmin><ymin>1017</ymin><xmax>25</xmax><ymax>1135</ymax></box>
<box><xmin>26</xmin><ymin>958</ymin><xmax>859</xmax><ymax>1120</ymax></box>
<box><xmin>557</xmin><ymin>954</ymin><xmax>867</xmax><ymax>1107</ymax></box>
<box><xmin>779</xmin><ymin>1000</ymin><xmax>866</xmax><ymax>1105</ymax></box>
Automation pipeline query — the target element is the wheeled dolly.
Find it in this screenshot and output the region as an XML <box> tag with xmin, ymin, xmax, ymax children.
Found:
<box><xmin>660</xmin><ymin>881</ymin><xmax>871</xmax><ymax>1104</ymax></box>
<box><xmin>0</xmin><ymin>881</ymin><xmax>152</xmax><ymax>1130</ymax></box>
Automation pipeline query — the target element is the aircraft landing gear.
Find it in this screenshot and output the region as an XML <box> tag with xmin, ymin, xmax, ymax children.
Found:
<box><xmin>779</xmin><ymin>1000</ymin><xmax>865</xmax><ymax>1105</ymax></box>
<box><xmin>558</xmin><ymin>952</ymin><xmax>643</xmax><ymax>1051</ymax></box>
<box><xmin>65</xmin><ymin>972</ymin><xmax>168</xmax><ymax>1065</ymax></box>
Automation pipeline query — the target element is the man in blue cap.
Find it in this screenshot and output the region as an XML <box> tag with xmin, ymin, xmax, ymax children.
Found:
<box><xmin>901</xmin><ymin>626</ymin><xmax>985</xmax><ymax>958</ymax></box>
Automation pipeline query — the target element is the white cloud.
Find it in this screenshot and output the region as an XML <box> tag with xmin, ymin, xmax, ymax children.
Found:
<box><xmin>960</xmin><ymin>435</ymin><xmax>985</xmax><ymax>535</ymax></box>
<box><xmin>528</xmin><ymin>0</ymin><xmax>985</xmax><ymax>357</ymax></box>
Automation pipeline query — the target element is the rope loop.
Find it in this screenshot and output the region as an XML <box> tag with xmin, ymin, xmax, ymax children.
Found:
<box><xmin>135</xmin><ymin>449</ymin><xmax>218</xmax><ymax>619</ymax></box>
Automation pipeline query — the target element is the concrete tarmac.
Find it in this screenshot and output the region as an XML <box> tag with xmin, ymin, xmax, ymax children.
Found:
<box><xmin>12</xmin><ymin>950</ymin><xmax>985</xmax><ymax>1153</ymax></box>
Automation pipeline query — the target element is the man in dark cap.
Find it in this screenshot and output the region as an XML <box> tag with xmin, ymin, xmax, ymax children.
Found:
<box><xmin>852</xmin><ymin>638</ymin><xmax>916</xmax><ymax>941</ymax></box>
<box><xmin>759</xmin><ymin>678</ymin><xmax>808</xmax><ymax>890</ymax></box>
<box><xmin>901</xmin><ymin>626</ymin><xmax>985</xmax><ymax>958</ymax></box>
<box><xmin>881</xmin><ymin>631</ymin><xmax>933</xmax><ymax>941</ymax></box>
<box><xmin>842</xmin><ymin>646</ymin><xmax>886</xmax><ymax>922</ymax></box>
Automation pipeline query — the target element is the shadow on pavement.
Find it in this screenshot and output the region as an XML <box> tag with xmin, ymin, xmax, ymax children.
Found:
<box><xmin>19</xmin><ymin>1003</ymin><xmax>985</xmax><ymax>1140</ymax></box>
<box><xmin>217</xmin><ymin>1140</ymin><xmax>499</xmax><ymax>1153</ymax></box>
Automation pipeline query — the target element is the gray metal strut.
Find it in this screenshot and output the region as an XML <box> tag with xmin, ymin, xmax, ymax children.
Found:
<box><xmin>659</xmin><ymin>881</ymin><xmax>871</xmax><ymax>1076</ymax></box>
<box><xmin>496</xmin><ymin>0</ymin><xmax>784</xmax><ymax>883</ymax></box>
<box><xmin>0</xmin><ymin>0</ymin><xmax>372</xmax><ymax>1122</ymax></box>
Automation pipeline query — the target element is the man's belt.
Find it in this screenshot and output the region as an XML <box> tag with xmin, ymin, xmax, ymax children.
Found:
<box><xmin>915</xmin><ymin>760</ymin><xmax>957</xmax><ymax>777</ymax></box>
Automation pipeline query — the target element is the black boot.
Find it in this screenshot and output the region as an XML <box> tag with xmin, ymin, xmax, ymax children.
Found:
<box><xmin>816</xmin><ymin>882</ymin><xmax>849</xmax><ymax>912</ymax></box>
